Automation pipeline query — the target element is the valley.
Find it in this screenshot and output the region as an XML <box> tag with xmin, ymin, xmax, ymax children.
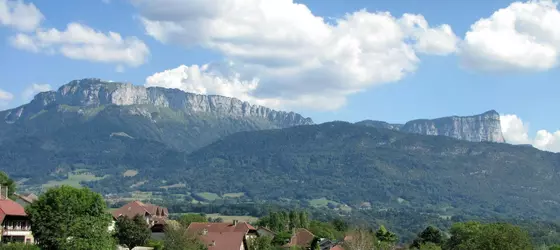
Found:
<box><xmin>1</xmin><ymin>79</ymin><xmax>560</xmax><ymax>245</ymax></box>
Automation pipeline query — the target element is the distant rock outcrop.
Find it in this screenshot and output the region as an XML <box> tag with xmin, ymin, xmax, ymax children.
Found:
<box><xmin>356</xmin><ymin>110</ymin><xmax>505</xmax><ymax>143</ymax></box>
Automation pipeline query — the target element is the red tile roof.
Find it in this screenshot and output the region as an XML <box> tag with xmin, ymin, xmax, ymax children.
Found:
<box><xmin>111</xmin><ymin>201</ymin><xmax>168</xmax><ymax>220</ymax></box>
<box><xmin>187</xmin><ymin>222</ymin><xmax>256</xmax><ymax>234</ymax></box>
<box><xmin>331</xmin><ymin>245</ymin><xmax>345</xmax><ymax>250</ymax></box>
<box><xmin>0</xmin><ymin>199</ymin><xmax>27</xmax><ymax>223</ymax></box>
<box><xmin>285</xmin><ymin>228</ymin><xmax>315</xmax><ymax>247</ymax></box>
<box><xmin>198</xmin><ymin>231</ymin><xmax>246</xmax><ymax>250</ymax></box>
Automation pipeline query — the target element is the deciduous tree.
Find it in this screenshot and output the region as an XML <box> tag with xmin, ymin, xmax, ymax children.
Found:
<box><xmin>26</xmin><ymin>186</ymin><xmax>114</xmax><ymax>250</ymax></box>
<box><xmin>114</xmin><ymin>214</ymin><xmax>151</xmax><ymax>249</ymax></box>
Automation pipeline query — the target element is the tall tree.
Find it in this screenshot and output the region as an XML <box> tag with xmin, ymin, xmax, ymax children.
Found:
<box><xmin>178</xmin><ymin>213</ymin><xmax>207</xmax><ymax>227</ymax></box>
<box><xmin>299</xmin><ymin>211</ymin><xmax>310</xmax><ymax>229</ymax></box>
<box><xmin>376</xmin><ymin>225</ymin><xmax>398</xmax><ymax>244</ymax></box>
<box><xmin>0</xmin><ymin>171</ymin><xmax>16</xmax><ymax>200</ymax></box>
<box><xmin>412</xmin><ymin>226</ymin><xmax>443</xmax><ymax>249</ymax></box>
<box><xmin>289</xmin><ymin>210</ymin><xmax>300</xmax><ymax>229</ymax></box>
<box><xmin>25</xmin><ymin>186</ymin><xmax>115</xmax><ymax>250</ymax></box>
<box><xmin>114</xmin><ymin>215</ymin><xmax>151</xmax><ymax>249</ymax></box>
<box><xmin>343</xmin><ymin>228</ymin><xmax>375</xmax><ymax>250</ymax></box>
<box><xmin>248</xmin><ymin>236</ymin><xmax>274</xmax><ymax>250</ymax></box>
<box><xmin>163</xmin><ymin>222</ymin><xmax>207</xmax><ymax>250</ymax></box>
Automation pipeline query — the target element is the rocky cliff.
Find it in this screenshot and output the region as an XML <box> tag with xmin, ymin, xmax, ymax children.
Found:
<box><xmin>356</xmin><ymin>110</ymin><xmax>505</xmax><ymax>143</ymax></box>
<box><xmin>4</xmin><ymin>78</ymin><xmax>313</xmax><ymax>127</ymax></box>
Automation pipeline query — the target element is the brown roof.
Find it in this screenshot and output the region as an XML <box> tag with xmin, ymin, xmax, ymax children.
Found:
<box><xmin>198</xmin><ymin>231</ymin><xmax>246</xmax><ymax>250</ymax></box>
<box><xmin>0</xmin><ymin>199</ymin><xmax>27</xmax><ymax>223</ymax></box>
<box><xmin>331</xmin><ymin>245</ymin><xmax>345</xmax><ymax>250</ymax></box>
<box><xmin>111</xmin><ymin>201</ymin><xmax>168</xmax><ymax>220</ymax></box>
<box><xmin>15</xmin><ymin>193</ymin><xmax>38</xmax><ymax>204</ymax></box>
<box><xmin>187</xmin><ymin>222</ymin><xmax>256</xmax><ymax>234</ymax></box>
<box><xmin>285</xmin><ymin>228</ymin><xmax>315</xmax><ymax>247</ymax></box>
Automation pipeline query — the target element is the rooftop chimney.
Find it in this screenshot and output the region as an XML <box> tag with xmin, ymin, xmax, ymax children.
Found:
<box><xmin>233</xmin><ymin>220</ymin><xmax>238</xmax><ymax>226</ymax></box>
<box><xmin>210</xmin><ymin>240</ymin><xmax>216</xmax><ymax>246</ymax></box>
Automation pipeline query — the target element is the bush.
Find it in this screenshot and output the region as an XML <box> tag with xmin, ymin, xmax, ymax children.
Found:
<box><xmin>146</xmin><ymin>239</ymin><xmax>164</xmax><ymax>250</ymax></box>
<box><xmin>0</xmin><ymin>243</ymin><xmax>40</xmax><ymax>250</ymax></box>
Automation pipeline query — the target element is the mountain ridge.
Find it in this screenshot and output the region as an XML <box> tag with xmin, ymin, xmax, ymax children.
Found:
<box><xmin>356</xmin><ymin>110</ymin><xmax>505</xmax><ymax>143</ymax></box>
<box><xmin>3</xmin><ymin>78</ymin><xmax>313</xmax><ymax>126</ymax></box>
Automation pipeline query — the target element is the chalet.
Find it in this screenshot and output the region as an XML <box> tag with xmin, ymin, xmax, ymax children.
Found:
<box><xmin>197</xmin><ymin>230</ymin><xmax>248</xmax><ymax>250</ymax></box>
<box><xmin>283</xmin><ymin>228</ymin><xmax>315</xmax><ymax>249</ymax></box>
<box><xmin>0</xmin><ymin>198</ymin><xmax>33</xmax><ymax>244</ymax></box>
<box><xmin>187</xmin><ymin>220</ymin><xmax>258</xmax><ymax>240</ymax></box>
<box><xmin>111</xmin><ymin>201</ymin><xmax>169</xmax><ymax>235</ymax></box>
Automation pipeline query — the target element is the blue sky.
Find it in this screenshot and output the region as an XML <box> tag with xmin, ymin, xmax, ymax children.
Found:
<box><xmin>1</xmin><ymin>0</ymin><xmax>560</xmax><ymax>151</ymax></box>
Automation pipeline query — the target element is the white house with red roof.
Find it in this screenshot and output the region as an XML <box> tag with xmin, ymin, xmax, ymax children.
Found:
<box><xmin>0</xmin><ymin>198</ymin><xmax>34</xmax><ymax>244</ymax></box>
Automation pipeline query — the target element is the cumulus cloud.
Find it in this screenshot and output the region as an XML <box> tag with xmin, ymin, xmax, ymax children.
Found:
<box><xmin>501</xmin><ymin>114</ymin><xmax>560</xmax><ymax>153</ymax></box>
<box><xmin>21</xmin><ymin>83</ymin><xmax>51</xmax><ymax>101</ymax></box>
<box><xmin>10</xmin><ymin>23</ymin><xmax>150</xmax><ymax>68</ymax></box>
<box><xmin>0</xmin><ymin>88</ymin><xmax>14</xmax><ymax>107</ymax></box>
<box><xmin>461</xmin><ymin>0</ymin><xmax>560</xmax><ymax>72</ymax></box>
<box><xmin>133</xmin><ymin>0</ymin><xmax>458</xmax><ymax>111</ymax></box>
<box><xmin>0</xmin><ymin>0</ymin><xmax>43</xmax><ymax>32</ymax></box>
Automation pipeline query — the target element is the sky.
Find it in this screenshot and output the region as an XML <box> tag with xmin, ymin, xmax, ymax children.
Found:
<box><xmin>0</xmin><ymin>0</ymin><xmax>559</xmax><ymax>152</ymax></box>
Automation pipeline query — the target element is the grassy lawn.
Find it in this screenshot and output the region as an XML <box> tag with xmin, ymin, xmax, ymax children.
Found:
<box><xmin>223</xmin><ymin>192</ymin><xmax>245</xmax><ymax>198</ymax></box>
<box><xmin>309</xmin><ymin>197</ymin><xmax>339</xmax><ymax>207</ymax></box>
<box><xmin>42</xmin><ymin>172</ymin><xmax>107</xmax><ymax>189</ymax></box>
<box><xmin>170</xmin><ymin>213</ymin><xmax>259</xmax><ymax>223</ymax></box>
<box><xmin>195</xmin><ymin>192</ymin><xmax>221</xmax><ymax>201</ymax></box>
<box><xmin>309</xmin><ymin>197</ymin><xmax>351</xmax><ymax>211</ymax></box>
<box><xmin>160</xmin><ymin>183</ymin><xmax>186</xmax><ymax>189</ymax></box>
<box><xmin>206</xmin><ymin>213</ymin><xmax>259</xmax><ymax>223</ymax></box>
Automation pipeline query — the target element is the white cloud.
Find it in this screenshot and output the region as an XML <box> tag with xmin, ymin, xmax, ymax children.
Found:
<box><xmin>461</xmin><ymin>0</ymin><xmax>560</xmax><ymax>72</ymax></box>
<box><xmin>21</xmin><ymin>83</ymin><xmax>51</xmax><ymax>101</ymax></box>
<box><xmin>10</xmin><ymin>23</ymin><xmax>150</xmax><ymax>67</ymax></box>
<box><xmin>400</xmin><ymin>14</ymin><xmax>459</xmax><ymax>55</ymax></box>
<box><xmin>0</xmin><ymin>88</ymin><xmax>13</xmax><ymax>101</ymax></box>
<box><xmin>0</xmin><ymin>88</ymin><xmax>14</xmax><ymax>107</ymax></box>
<box><xmin>0</xmin><ymin>0</ymin><xmax>43</xmax><ymax>32</ymax></box>
<box><xmin>501</xmin><ymin>114</ymin><xmax>560</xmax><ymax>152</ymax></box>
<box><xmin>133</xmin><ymin>0</ymin><xmax>458</xmax><ymax>111</ymax></box>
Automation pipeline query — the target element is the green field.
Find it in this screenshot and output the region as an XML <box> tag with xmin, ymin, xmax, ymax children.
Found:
<box><xmin>223</xmin><ymin>192</ymin><xmax>245</xmax><ymax>198</ymax></box>
<box><xmin>42</xmin><ymin>172</ymin><xmax>107</xmax><ymax>189</ymax></box>
<box><xmin>206</xmin><ymin>213</ymin><xmax>259</xmax><ymax>223</ymax></box>
<box><xmin>160</xmin><ymin>183</ymin><xmax>186</xmax><ymax>189</ymax></box>
<box><xmin>171</xmin><ymin>213</ymin><xmax>258</xmax><ymax>223</ymax></box>
<box><xmin>309</xmin><ymin>197</ymin><xmax>339</xmax><ymax>207</ymax></box>
<box><xmin>195</xmin><ymin>192</ymin><xmax>221</xmax><ymax>201</ymax></box>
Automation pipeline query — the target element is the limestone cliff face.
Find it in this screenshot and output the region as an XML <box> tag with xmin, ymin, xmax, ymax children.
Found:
<box><xmin>401</xmin><ymin>110</ymin><xmax>505</xmax><ymax>143</ymax></box>
<box><xmin>4</xmin><ymin>78</ymin><xmax>313</xmax><ymax>127</ymax></box>
<box><xmin>356</xmin><ymin>110</ymin><xmax>506</xmax><ymax>143</ymax></box>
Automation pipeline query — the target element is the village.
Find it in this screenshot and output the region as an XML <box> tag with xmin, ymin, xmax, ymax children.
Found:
<box><xmin>0</xmin><ymin>185</ymin><xmax>356</xmax><ymax>250</ymax></box>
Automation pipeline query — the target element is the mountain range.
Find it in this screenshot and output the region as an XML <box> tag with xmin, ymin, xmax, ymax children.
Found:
<box><xmin>1</xmin><ymin>78</ymin><xmax>557</xmax><ymax>225</ymax></box>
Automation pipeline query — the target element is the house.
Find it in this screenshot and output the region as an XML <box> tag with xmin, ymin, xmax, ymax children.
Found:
<box><xmin>187</xmin><ymin>220</ymin><xmax>258</xmax><ymax>240</ymax></box>
<box><xmin>111</xmin><ymin>201</ymin><xmax>169</xmax><ymax>235</ymax></box>
<box><xmin>196</xmin><ymin>230</ymin><xmax>248</xmax><ymax>250</ymax></box>
<box><xmin>256</xmin><ymin>227</ymin><xmax>276</xmax><ymax>238</ymax></box>
<box><xmin>0</xmin><ymin>198</ymin><xmax>34</xmax><ymax>244</ymax></box>
<box><xmin>283</xmin><ymin>228</ymin><xmax>315</xmax><ymax>248</ymax></box>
